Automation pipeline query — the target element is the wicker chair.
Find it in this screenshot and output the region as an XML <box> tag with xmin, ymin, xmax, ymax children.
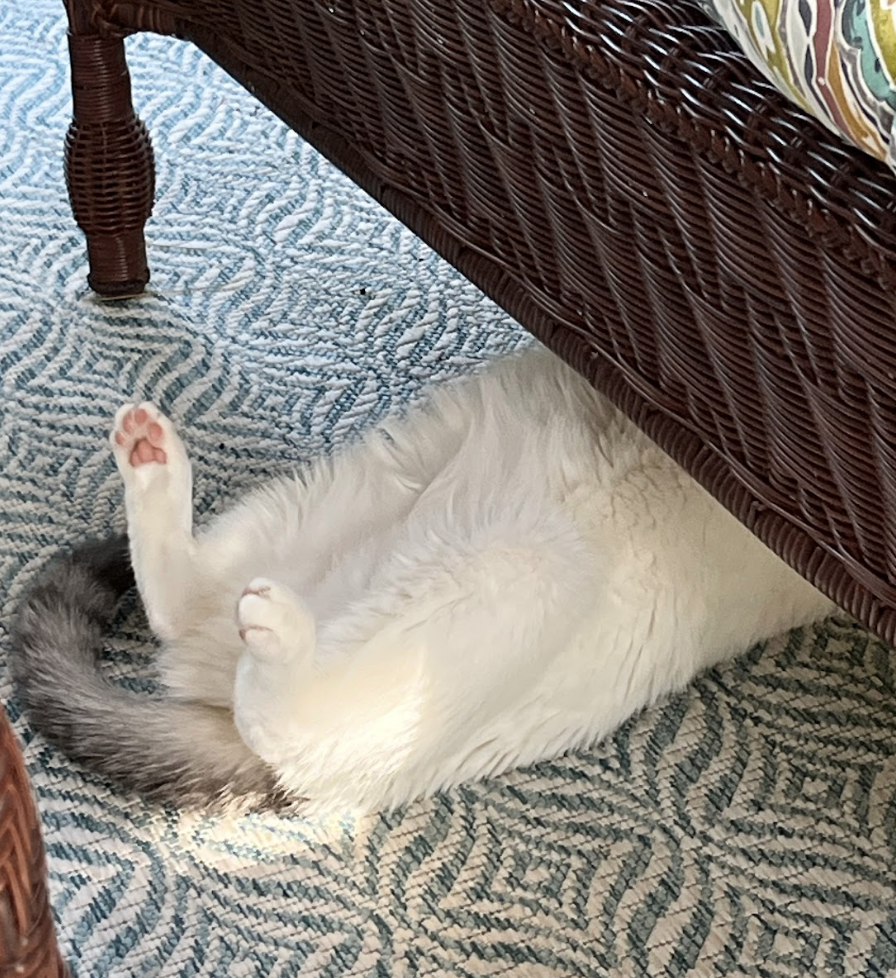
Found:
<box><xmin>60</xmin><ymin>0</ymin><xmax>896</xmax><ymax>641</ymax></box>
<box><xmin>9</xmin><ymin>0</ymin><xmax>896</xmax><ymax>972</ymax></box>
<box><xmin>0</xmin><ymin>704</ymin><xmax>68</xmax><ymax>977</ymax></box>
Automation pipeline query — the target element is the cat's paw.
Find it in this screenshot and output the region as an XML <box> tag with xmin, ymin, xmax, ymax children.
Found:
<box><xmin>111</xmin><ymin>403</ymin><xmax>171</xmax><ymax>468</ymax></box>
<box><xmin>111</xmin><ymin>402</ymin><xmax>190</xmax><ymax>487</ymax></box>
<box><xmin>237</xmin><ymin>578</ymin><xmax>315</xmax><ymax>666</ymax></box>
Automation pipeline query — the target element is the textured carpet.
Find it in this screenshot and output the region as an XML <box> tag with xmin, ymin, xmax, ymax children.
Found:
<box><xmin>3</xmin><ymin>2</ymin><xmax>896</xmax><ymax>976</ymax></box>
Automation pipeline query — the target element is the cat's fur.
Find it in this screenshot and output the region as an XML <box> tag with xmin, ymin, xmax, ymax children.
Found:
<box><xmin>12</xmin><ymin>344</ymin><xmax>835</xmax><ymax>813</ymax></box>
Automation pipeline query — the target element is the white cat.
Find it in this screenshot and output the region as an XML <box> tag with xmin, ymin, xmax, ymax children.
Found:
<box><xmin>13</xmin><ymin>344</ymin><xmax>834</xmax><ymax>813</ymax></box>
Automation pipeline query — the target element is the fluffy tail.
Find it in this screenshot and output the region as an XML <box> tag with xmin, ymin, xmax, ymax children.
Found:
<box><xmin>11</xmin><ymin>537</ymin><xmax>288</xmax><ymax>812</ymax></box>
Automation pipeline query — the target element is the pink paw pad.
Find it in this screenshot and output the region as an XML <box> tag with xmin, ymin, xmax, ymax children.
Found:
<box><xmin>115</xmin><ymin>407</ymin><xmax>168</xmax><ymax>468</ymax></box>
<box><xmin>237</xmin><ymin>585</ymin><xmax>271</xmax><ymax>642</ymax></box>
<box><xmin>241</xmin><ymin>584</ymin><xmax>271</xmax><ymax>599</ymax></box>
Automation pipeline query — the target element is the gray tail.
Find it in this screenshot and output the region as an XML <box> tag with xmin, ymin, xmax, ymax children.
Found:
<box><xmin>11</xmin><ymin>536</ymin><xmax>289</xmax><ymax>812</ymax></box>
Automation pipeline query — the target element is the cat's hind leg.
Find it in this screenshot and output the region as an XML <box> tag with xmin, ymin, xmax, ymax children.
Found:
<box><xmin>111</xmin><ymin>402</ymin><xmax>197</xmax><ymax>641</ymax></box>
<box><xmin>231</xmin><ymin>516</ymin><xmax>595</xmax><ymax>811</ymax></box>
<box><xmin>236</xmin><ymin>578</ymin><xmax>315</xmax><ymax>666</ymax></box>
<box><xmin>233</xmin><ymin>578</ymin><xmax>316</xmax><ymax>764</ymax></box>
<box><xmin>233</xmin><ymin>579</ymin><xmax>405</xmax><ymax>810</ymax></box>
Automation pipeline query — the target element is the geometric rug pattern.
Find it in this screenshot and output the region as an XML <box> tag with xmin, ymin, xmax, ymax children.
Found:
<box><xmin>2</xmin><ymin>1</ymin><xmax>896</xmax><ymax>974</ymax></box>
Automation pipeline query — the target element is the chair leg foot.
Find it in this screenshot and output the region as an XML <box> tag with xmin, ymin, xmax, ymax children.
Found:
<box><xmin>64</xmin><ymin>29</ymin><xmax>155</xmax><ymax>297</ymax></box>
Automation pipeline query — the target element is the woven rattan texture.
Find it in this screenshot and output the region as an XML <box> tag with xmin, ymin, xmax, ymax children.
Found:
<box><xmin>71</xmin><ymin>0</ymin><xmax>896</xmax><ymax>639</ymax></box>
<box><xmin>64</xmin><ymin>29</ymin><xmax>154</xmax><ymax>295</ymax></box>
<box><xmin>0</xmin><ymin>705</ymin><xmax>67</xmax><ymax>978</ymax></box>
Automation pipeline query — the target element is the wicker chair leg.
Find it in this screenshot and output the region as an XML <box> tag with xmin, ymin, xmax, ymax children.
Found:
<box><xmin>64</xmin><ymin>9</ymin><xmax>155</xmax><ymax>297</ymax></box>
<box><xmin>0</xmin><ymin>704</ymin><xmax>70</xmax><ymax>978</ymax></box>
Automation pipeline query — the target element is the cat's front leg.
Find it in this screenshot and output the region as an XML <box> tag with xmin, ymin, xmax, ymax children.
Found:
<box><xmin>111</xmin><ymin>402</ymin><xmax>197</xmax><ymax>641</ymax></box>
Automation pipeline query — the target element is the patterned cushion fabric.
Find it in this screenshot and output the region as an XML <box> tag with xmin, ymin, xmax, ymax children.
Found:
<box><xmin>699</xmin><ymin>0</ymin><xmax>896</xmax><ymax>172</ymax></box>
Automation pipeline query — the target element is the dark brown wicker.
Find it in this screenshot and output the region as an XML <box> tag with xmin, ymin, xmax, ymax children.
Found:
<box><xmin>67</xmin><ymin>0</ymin><xmax>896</xmax><ymax>639</ymax></box>
<box><xmin>64</xmin><ymin>0</ymin><xmax>154</xmax><ymax>297</ymax></box>
<box><xmin>0</xmin><ymin>703</ymin><xmax>69</xmax><ymax>978</ymax></box>
<box><xmin>61</xmin><ymin>0</ymin><xmax>896</xmax><ymax>635</ymax></box>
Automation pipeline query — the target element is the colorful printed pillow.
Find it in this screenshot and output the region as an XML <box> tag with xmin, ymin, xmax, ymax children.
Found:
<box><xmin>698</xmin><ymin>0</ymin><xmax>896</xmax><ymax>172</ymax></box>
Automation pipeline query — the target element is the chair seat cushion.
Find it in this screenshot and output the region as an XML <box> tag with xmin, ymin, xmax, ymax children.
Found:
<box><xmin>700</xmin><ymin>0</ymin><xmax>896</xmax><ymax>172</ymax></box>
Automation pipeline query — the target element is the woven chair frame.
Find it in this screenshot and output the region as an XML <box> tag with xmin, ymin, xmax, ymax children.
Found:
<box><xmin>0</xmin><ymin>703</ymin><xmax>68</xmax><ymax>978</ymax></box>
<box><xmin>60</xmin><ymin>0</ymin><xmax>896</xmax><ymax>640</ymax></box>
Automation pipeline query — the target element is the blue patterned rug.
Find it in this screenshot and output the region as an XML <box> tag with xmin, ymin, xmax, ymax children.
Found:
<box><xmin>3</xmin><ymin>2</ymin><xmax>896</xmax><ymax>975</ymax></box>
